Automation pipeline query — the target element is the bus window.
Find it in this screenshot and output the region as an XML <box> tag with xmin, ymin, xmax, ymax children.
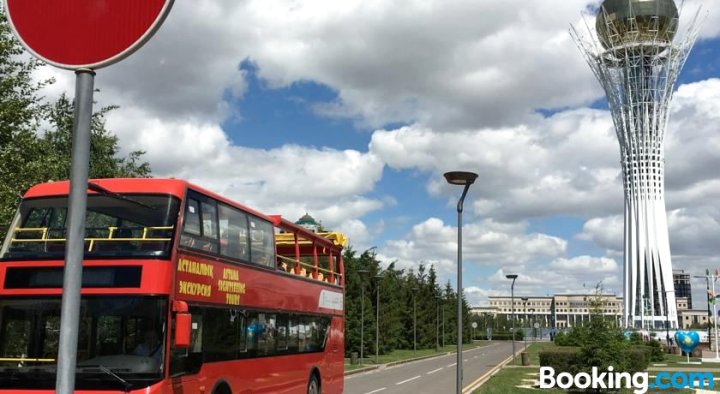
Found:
<box><xmin>249</xmin><ymin>217</ymin><xmax>274</xmax><ymax>268</ymax></box>
<box><xmin>183</xmin><ymin>199</ymin><xmax>201</xmax><ymax>236</ymax></box>
<box><xmin>257</xmin><ymin>313</ymin><xmax>276</xmax><ymax>356</ymax></box>
<box><xmin>288</xmin><ymin>316</ymin><xmax>300</xmax><ymax>352</ymax></box>
<box><xmin>202</xmin><ymin>308</ymin><xmax>245</xmax><ymax>362</ymax></box>
<box><xmin>276</xmin><ymin>314</ymin><xmax>288</xmax><ymax>351</ymax></box>
<box><xmin>2</xmin><ymin>195</ymin><xmax>179</xmax><ymax>261</ymax></box>
<box><xmin>218</xmin><ymin>204</ymin><xmax>249</xmax><ymax>261</ymax></box>
<box><xmin>180</xmin><ymin>196</ymin><xmax>218</xmax><ymax>253</ymax></box>
<box><xmin>201</xmin><ymin>202</ymin><xmax>217</xmax><ymax>239</ymax></box>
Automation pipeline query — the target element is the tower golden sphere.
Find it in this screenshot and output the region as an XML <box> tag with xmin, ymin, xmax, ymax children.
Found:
<box><xmin>596</xmin><ymin>0</ymin><xmax>678</xmax><ymax>49</ymax></box>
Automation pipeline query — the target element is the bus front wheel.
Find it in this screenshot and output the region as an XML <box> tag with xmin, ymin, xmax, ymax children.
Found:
<box><xmin>307</xmin><ymin>373</ymin><xmax>320</xmax><ymax>394</ymax></box>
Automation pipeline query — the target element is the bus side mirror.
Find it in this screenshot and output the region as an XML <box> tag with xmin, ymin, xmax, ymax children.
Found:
<box><xmin>173</xmin><ymin>300</ymin><xmax>191</xmax><ymax>349</ymax></box>
<box><xmin>175</xmin><ymin>313</ymin><xmax>191</xmax><ymax>348</ymax></box>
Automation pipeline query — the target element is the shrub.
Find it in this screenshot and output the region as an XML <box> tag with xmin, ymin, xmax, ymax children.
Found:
<box><xmin>539</xmin><ymin>347</ymin><xmax>582</xmax><ymax>374</ymax></box>
<box><xmin>486</xmin><ymin>331</ymin><xmax>523</xmax><ymax>341</ymax></box>
<box><xmin>626</xmin><ymin>347</ymin><xmax>651</xmax><ymax>373</ymax></box>
<box><xmin>645</xmin><ymin>339</ymin><xmax>665</xmax><ymax>362</ymax></box>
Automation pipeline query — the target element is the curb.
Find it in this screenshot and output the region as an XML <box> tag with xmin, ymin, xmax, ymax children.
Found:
<box><xmin>462</xmin><ymin>344</ymin><xmax>528</xmax><ymax>393</ymax></box>
<box><xmin>344</xmin><ymin>344</ymin><xmax>491</xmax><ymax>376</ymax></box>
<box><xmin>344</xmin><ymin>365</ymin><xmax>380</xmax><ymax>376</ymax></box>
<box><xmin>344</xmin><ymin>352</ymin><xmax>454</xmax><ymax>376</ymax></box>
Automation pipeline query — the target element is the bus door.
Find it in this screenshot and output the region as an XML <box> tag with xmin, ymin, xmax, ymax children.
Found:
<box><xmin>170</xmin><ymin>312</ymin><xmax>206</xmax><ymax>394</ymax></box>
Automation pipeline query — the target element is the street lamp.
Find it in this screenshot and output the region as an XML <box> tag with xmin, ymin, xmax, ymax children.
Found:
<box><xmin>412</xmin><ymin>287</ymin><xmax>419</xmax><ymax>357</ymax></box>
<box><xmin>358</xmin><ymin>269</ymin><xmax>369</xmax><ymax>364</ymax></box>
<box><xmin>521</xmin><ymin>297</ymin><xmax>528</xmax><ymax>349</ymax></box>
<box><xmin>444</xmin><ymin>170</ymin><xmax>478</xmax><ymax>394</ymax></box>
<box><xmin>663</xmin><ymin>290</ymin><xmax>671</xmax><ymax>347</ymax></box>
<box><xmin>375</xmin><ymin>273</ymin><xmax>383</xmax><ymax>364</ymax></box>
<box><xmin>436</xmin><ymin>295</ymin><xmax>441</xmax><ymax>351</ymax></box>
<box><xmin>506</xmin><ymin>274</ymin><xmax>518</xmax><ymax>364</ymax></box>
<box><xmin>528</xmin><ymin>308</ymin><xmax>536</xmax><ymax>340</ymax></box>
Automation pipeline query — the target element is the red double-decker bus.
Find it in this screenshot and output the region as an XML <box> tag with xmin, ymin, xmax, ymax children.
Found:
<box><xmin>0</xmin><ymin>178</ymin><xmax>345</xmax><ymax>393</ymax></box>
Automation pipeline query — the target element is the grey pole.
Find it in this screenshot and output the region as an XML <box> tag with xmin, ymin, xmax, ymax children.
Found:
<box><xmin>442</xmin><ymin>305</ymin><xmax>445</xmax><ymax>348</ymax></box>
<box><xmin>455</xmin><ymin>183</ymin><xmax>471</xmax><ymax>394</ymax></box>
<box><xmin>522</xmin><ymin>297</ymin><xmax>528</xmax><ymax>349</ymax></box>
<box><xmin>443</xmin><ymin>171</ymin><xmax>477</xmax><ymax>394</ymax></box>
<box><xmin>436</xmin><ymin>297</ymin><xmax>440</xmax><ymax>351</ymax></box>
<box><xmin>413</xmin><ymin>288</ymin><xmax>417</xmax><ymax>357</ymax></box>
<box><xmin>361</xmin><ymin>278</ymin><xmax>365</xmax><ymax>364</ymax></box>
<box><xmin>359</xmin><ymin>270</ymin><xmax>368</xmax><ymax>365</ymax></box>
<box><xmin>506</xmin><ymin>274</ymin><xmax>518</xmax><ymax>365</ymax></box>
<box><xmin>56</xmin><ymin>69</ymin><xmax>95</xmax><ymax>394</ymax></box>
<box><xmin>376</xmin><ymin>275</ymin><xmax>381</xmax><ymax>364</ymax></box>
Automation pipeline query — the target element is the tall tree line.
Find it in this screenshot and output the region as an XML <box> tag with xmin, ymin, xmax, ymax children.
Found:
<box><xmin>343</xmin><ymin>247</ymin><xmax>472</xmax><ymax>357</ymax></box>
<box><xmin>0</xmin><ymin>12</ymin><xmax>150</xmax><ymax>239</ymax></box>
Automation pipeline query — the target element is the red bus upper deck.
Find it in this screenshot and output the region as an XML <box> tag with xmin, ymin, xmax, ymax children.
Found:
<box><xmin>0</xmin><ymin>178</ymin><xmax>345</xmax><ymax>394</ymax></box>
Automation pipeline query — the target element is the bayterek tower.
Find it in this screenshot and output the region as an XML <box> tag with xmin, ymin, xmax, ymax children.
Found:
<box><xmin>572</xmin><ymin>0</ymin><xmax>701</xmax><ymax>329</ymax></box>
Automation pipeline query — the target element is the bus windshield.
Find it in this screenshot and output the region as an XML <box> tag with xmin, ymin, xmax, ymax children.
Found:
<box><xmin>0</xmin><ymin>296</ymin><xmax>167</xmax><ymax>390</ymax></box>
<box><xmin>1</xmin><ymin>194</ymin><xmax>180</xmax><ymax>260</ymax></box>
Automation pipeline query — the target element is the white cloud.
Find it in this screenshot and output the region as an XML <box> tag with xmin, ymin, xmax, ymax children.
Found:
<box><xmin>379</xmin><ymin>218</ymin><xmax>566</xmax><ymax>278</ymax></box>
<box><xmin>20</xmin><ymin>0</ymin><xmax>720</xmax><ymax>307</ymax></box>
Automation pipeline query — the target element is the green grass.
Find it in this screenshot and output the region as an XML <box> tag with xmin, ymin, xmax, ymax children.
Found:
<box><xmin>474</xmin><ymin>366</ymin><xmax>694</xmax><ymax>394</ymax></box>
<box><xmin>474</xmin><ymin>342</ymin><xmax>696</xmax><ymax>393</ymax></box>
<box><xmin>344</xmin><ymin>341</ymin><xmax>490</xmax><ymax>369</ymax></box>
<box><xmin>473</xmin><ymin>367</ymin><xmax>566</xmax><ymax>394</ymax></box>
<box><xmin>657</xmin><ymin>353</ymin><xmax>720</xmax><ymax>369</ymax></box>
<box><xmin>509</xmin><ymin>341</ymin><xmax>557</xmax><ymax>366</ymax></box>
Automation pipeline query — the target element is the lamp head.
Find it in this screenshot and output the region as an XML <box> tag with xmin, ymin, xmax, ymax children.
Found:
<box><xmin>444</xmin><ymin>171</ymin><xmax>478</xmax><ymax>186</ymax></box>
<box><xmin>506</xmin><ymin>274</ymin><xmax>518</xmax><ymax>280</ymax></box>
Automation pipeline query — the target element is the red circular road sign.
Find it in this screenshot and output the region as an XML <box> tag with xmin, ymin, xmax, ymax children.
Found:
<box><xmin>4</xmin><ymin>0</ymin><xmax>174</xmax><ymax>70</ymax></box>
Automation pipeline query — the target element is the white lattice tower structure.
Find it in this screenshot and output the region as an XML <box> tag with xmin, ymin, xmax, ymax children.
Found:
<box><xmin>571</xmin><ymin>0</ymin><xmax>702</xmax><ymax>329</ymax></box>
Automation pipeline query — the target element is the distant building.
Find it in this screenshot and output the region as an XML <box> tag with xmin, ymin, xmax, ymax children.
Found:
<box><xmin>295</xmin><ymin>213</ymin><xmax>322</xmax><ymax>232</ymax></box>
<box><xmin>482</xmin><ymin>294</ymin><xmax>621</xmax><ymax>329</ymax></box>
<box><xmin>673</xmin><ymin>270</ymin><xmax>693</xmax><ymax>309</ymax></box>
<box><xmin>477</xmin><ymin>292</ymin><xmax>703</xmax><ymax>330</ymax></box>
<box><xmin>678</xmin><ymin>310</ymin><xmax>710</xmax><ymax>329</ymax></box>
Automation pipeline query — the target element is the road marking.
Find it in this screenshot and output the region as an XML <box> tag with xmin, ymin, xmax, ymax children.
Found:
<box><xmin>365</xmin><ymin>388</ymin><xmax>386</xmax><ymax>394</ymax></box>
<box><xmin>463</xmin><ymin>358</ymin><xmax>468</xmax><ymax>362</ymax></box>
<box><xmin>427</xmin><ymin>368</ymin><xmax>443</xmax><ymax>375</ymax></box>
<box><xmin>462</xmin><ymin>351</ymin><xmax>515</xmax><ymax>394</ymax></box>
<box><xmin>447</xmin><ymin>362</ymin><xmax>457</xmax><ymax>367</ymax></box>
<box><xmin>396</xmin><ymin>376</ymin><xmax>421</xmax><ymax>385</ymax></box>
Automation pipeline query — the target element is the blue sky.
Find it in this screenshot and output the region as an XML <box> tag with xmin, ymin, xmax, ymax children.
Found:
<box><xmin>27</xmin><ymin>0</ymin><xmax>720</xmax><ymax>308</ymax></box>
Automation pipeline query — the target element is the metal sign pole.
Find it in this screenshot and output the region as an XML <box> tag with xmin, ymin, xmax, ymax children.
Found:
<box><xmin>55</xmin><ymin>68</ymin><xmax>95</xmax><ymax>394</ymax></box>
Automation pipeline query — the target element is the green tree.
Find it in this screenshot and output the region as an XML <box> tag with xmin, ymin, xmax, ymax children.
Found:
<box><xmin>0</xmin><ymin>11</ymin><xmax>51</xmax><ymax>234</ymax></box>
<box><xmin>0</xmin><ymin>12</ymin><xmax>150</xmax><ymax>239</ymax></box>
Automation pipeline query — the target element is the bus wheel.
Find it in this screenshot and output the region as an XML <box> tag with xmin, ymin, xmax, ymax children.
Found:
<box><xmin>307</xmin><ymin>374</ymin><xmax>320</xmax><ymax>394</ymax></box>
<box><xmin>212</xmin><ymin>382</ymin><xmax>232</xmax><ymax>394</ymax></box>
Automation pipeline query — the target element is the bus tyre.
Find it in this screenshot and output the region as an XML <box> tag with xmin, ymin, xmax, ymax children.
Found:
<box><xmin>212</xmin><ymin>382</ymin><xmax>231</xmax><ymax>394</ymax></box>
<box><xmin>307</xmin><ymin>374</ymin><xmax>320</xmax><ymax>394</ymax></box>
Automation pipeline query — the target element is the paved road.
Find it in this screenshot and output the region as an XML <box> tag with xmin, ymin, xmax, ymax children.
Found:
<box><xmin>344</xmin><ymin>341</ymin><xmax>516</xmax><ymax>394</ymax></box>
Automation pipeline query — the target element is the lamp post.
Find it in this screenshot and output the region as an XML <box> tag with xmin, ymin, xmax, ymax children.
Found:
<box><xmin>528</xmin><ymin>308</ymin><xmax>536</xmax><ymax>340</ymax></box>
<box><xmin>521</xmin><ymin>297</ymin><xmax>528</xmax><ymax>348</ymax></box>
<box><xmin>375</xmin><ymin>273</ymin><xmax>383</xmax><ymax>364</ymax></box>
<box><xmin>506</xmin><ymin>274</ymin><xmax>518</xmax><ymax>364</ymax></box>
<box><xmin>412</xmin><ymin>287</ymin><xmax>419</xmax><ymax>357</ymax></box>
<box><xmin>358</xmin><ymin>269</ymin><xmax>369</xmax><ymax>364</ymax></box>
<box><xmin>437</xmin><ymin>295</ymin><xmax>446</xmax><ymax>347</ymax></box>
<box><xmin>695</xmin><ymin>271</ymin><xmax>713</xmax><ymax>349</ymax></box>
<box><xmin>663</xmin><ymin>290</ymin><xmax>671</xmax><ymax>347</ymax></box>
<box><xmin>436</xmin><ymin>296</ymin><xmax>441</xmax><ymax>351</ymax></box>
<box><xmin>444</xmin><ymin>170</ymin><xmax>477</xmax><ymax>394</ymax></box>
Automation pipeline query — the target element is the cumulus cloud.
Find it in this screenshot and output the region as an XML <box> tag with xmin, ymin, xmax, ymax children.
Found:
<box><xmin>379</xmin><ymin>218</ymin><xmax>566</xmax><ymax>276</ymax></box>
<box><xmin>20</xmin><ymin>0</ymin><xmax>720</xmax><ymax>307</ymax></box>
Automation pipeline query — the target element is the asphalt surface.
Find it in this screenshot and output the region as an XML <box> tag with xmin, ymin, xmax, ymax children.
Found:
<box><xmin>344</xmin><ymin>341</ymin><xmax>515</xmax><ymax>394</ymax></box>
